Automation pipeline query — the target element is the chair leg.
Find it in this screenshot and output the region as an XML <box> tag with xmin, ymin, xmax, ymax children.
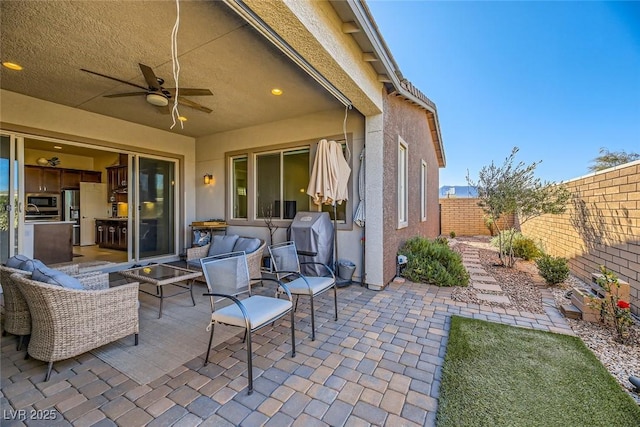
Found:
<box><xmin>2</xmin><ymin>330</ymin><xmax>6</xmax><ymax>336</ymax></box>
<box><xmin>204</xmin><ymin>324</ymin><xmax>215</xmax><ymax>366</ymax></box>
<box><xmin>17</xmin><ymin>335</ymin><xmax>24</xmax><ymax>351</ymax></box>
<box><xmin>45</xmin><ymin>362</ymin><xmax>54</xmax><ymax>382</ymax></box>
<box><xmin>333</xmin><ymin>285</ymin><xmax>338</xmax><ymax>321</ymax></box>
<box><xmin>246</xmin><ymin>328</ymin><xmax>253</xmax><ymax>395</ymax></box>
<box><xmin>242</xmin><ymin>330</ymin><xmax>247</xmax><ymax>344</ymax></box>
<box><xmin>310</xmin><ymin>294</ymin><xmax>316</xmax><ymax>341</ymax></box>
<box><xmin>135</xmin><ymin>334</ymin><xmax>139</xmax><ymax>346</ymax></box>
<box><xmin>290</xmin><ymin>309</ymin><xmax>296</xmax><ymax>358</ymax></box>
<box><xmin>294</xmin><ymin>295</ymin><xmax>299</xmax><ymax>312</ymax></box>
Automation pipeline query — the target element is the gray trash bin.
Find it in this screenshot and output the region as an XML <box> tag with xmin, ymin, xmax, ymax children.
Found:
<box><xmin>338</xmin><ymin>259</ymin><xmax>356</xmax><ymax>282</ymax></box>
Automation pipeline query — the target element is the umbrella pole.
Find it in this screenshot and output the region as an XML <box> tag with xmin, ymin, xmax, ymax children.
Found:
<box><xmin>333</xmin><ymin>202</ymin><xmax>338</xmax><ymax>272</ymax></box>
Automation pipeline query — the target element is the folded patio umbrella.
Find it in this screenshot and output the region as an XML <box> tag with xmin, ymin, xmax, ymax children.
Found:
<box><xmin>307</xmin><ymin>139</ymin><xmax>351</xmax><ymax>273</ymax></box>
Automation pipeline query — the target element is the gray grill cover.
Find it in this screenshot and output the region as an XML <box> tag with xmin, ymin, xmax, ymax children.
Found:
<box><xmin>289</xmin><ymin>211</ymin><xmax>334</xmax><ymax>276</ymax></box>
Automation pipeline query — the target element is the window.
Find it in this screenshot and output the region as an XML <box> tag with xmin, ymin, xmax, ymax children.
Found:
<box><xmin>231</xmin><ymin>156</ymin><xmax>248</xmax><ymax>219</ymax></box>
<box><xmin>398</xmin><ymin>138</ymin><xmax>408</xmax><ymax>228</ymax></box>
<box><xmin>421</xmin><ymin>160</ymin><xmax>427</xmax><ymax>222</ymax></box>
<box><xmin>255</xmin><ymin>148</ymin><xmax>309</xmax><ymax>220</ymax></box>
<box><xmin>227</xmin><ymin>136</ymin><xmax>352</xmax><ymax>228</ymax></box>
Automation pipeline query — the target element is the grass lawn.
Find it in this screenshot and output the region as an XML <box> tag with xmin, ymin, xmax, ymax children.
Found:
<box><xmin>437</xmin><ymin>316</ymin><xmax>640</xmax><ymax>427</ymax></box>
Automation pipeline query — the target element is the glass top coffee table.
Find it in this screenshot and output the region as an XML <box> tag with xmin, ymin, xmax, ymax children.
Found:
<box><xmin>120</xmin><ymin>264</ymin><xmax>203</xmax><ymax>318</ymax></box>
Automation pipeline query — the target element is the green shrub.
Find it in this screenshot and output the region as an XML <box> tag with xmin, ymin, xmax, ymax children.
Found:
<box><xmin>535</xmin><ymin>255</ymin><xmax>570</xmax><ymax>285</ymax></box>
<box><xmin>435</xmin><ymin>236</ymin><xmax>449</xmax><ymax>246</ymax></box>
<box><xmin>449</xmin><ymin>231</ymin><xmax>456</xmax><ymax>238</ymax></box>
<box><xmin>490</xmin><ymin>229</ymin><xmax>521</xmax><ymax>254</ymax></box>
<box><xmin>399</xmin><ymin>237</ymin><xmax>469</xmax><ymax>287</ymax></box>
<box><xmin>512</xmin><ymin>237</ymin><xmax>542</xmax><ymax>260</ymax></box>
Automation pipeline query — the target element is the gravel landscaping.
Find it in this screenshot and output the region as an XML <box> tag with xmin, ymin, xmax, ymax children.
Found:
<box><xmin>450</xmin><ymin>236</ymin><xmax>640</xmax><ymax>403</ymax></box>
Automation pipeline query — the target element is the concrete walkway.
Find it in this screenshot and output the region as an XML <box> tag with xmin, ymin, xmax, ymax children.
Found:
<box><xmin>1</xmin><ymin>261</ymin><xmax>573</xmax><ymax>426</ymax></box>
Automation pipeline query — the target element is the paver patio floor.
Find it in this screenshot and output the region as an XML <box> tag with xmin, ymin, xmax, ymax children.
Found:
<box><xmin>1</xmin><ymin>259</ymin><xmax>572</xmax><ymax>427</ymax></box>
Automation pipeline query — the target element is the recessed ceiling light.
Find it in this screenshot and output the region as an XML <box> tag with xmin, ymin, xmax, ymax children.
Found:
<box><xmin>53</xmin><ymin>145</ymin><xmax>62</xmax><ymax>150</ymax></box>
<box><xmin>178</xmin><ymin>116</ymin><xmax>187</xmax><ymax>122</ymax></box>
<box><xmin>2</xmin><ymin>62</ymin><xmax>23</xmax><ymax>71</ymax></box>
<box><xmin>271</xmin><ymin>88</ymin><xmax>283</xmax><ymax>96</ymax></box>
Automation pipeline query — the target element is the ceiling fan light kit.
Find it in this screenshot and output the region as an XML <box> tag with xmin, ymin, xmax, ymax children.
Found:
<box><xmin>146</xmin><ymin>93</ymin><xmax>169</xmax><ymax>106</ymax></box>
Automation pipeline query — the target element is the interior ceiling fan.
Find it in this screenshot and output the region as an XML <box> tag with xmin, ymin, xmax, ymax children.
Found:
<box><xmin>81</xmin><ymin>63</ymin><xmax>213</xmax><ymax>114</ymax></box>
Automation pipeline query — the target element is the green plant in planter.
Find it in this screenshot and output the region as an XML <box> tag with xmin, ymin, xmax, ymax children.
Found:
<box><xmin>591</xmin><ymin>266</ymin><xmax>634</xmax><ymax>344</ymax></box>
<box><xmin>535</xmin><ymin>254</ymin><xmax>569</xmax><ymax>285</ymax></box>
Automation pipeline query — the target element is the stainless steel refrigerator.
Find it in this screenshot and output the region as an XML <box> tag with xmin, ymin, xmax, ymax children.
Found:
<box><xmin>63</xmin><ymin>190</ymin><xmax>80</xmax><ymax>246</ymax></box>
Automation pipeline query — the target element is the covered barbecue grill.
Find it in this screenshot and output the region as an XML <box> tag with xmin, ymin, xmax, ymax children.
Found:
<box><xmin>288</xmin><ymin>211</ymin><xmax>334</xmax><ymax>276</ymax></box>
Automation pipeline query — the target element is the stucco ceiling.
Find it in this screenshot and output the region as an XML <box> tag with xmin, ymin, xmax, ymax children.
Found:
<box><xmin>0</xmin><ymin>0</ymin><xmax>343</xmax><ymax>138</ymax></box>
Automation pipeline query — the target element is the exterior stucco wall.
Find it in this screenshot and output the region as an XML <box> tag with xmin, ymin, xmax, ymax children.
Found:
<box><xmin>243</xmin><ymin>0</ymin><xmax>382</xmax><ymax>116</ymax></box>
<box><xmin>440</xmin><ymin>198</ymin><xmax>515</xmax><ymax>236</ymax></box>
<box><xmin>195</xmin><ymin>108</ymin><xmax>367</xmax><ymax>281</ymax></box>
<box><xmin>382</xmin><ymin>93</ymin><xmax>441</xmax><ymax>286</ymax></box>
<box><xmin>520</xmin><ymin>162</ymin><xmax>640</xmax><ymax>315</ymax></box>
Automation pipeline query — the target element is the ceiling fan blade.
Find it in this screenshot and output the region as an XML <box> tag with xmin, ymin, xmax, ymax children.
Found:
<box><xmin>157</xmin><ymin>105</ymin><xmax>171</xmax><ymax>115</ymax></box>
<box><xmin>139</xmin><ymin>63</ymin><xmax>161</xmax><ymax>91</ymax></box>
<box><xmin>165</xmin><ymin>88</ymin><xmax>213</xmax><ymax>97</ymax></box>
<box><xmin>177</xmin><ymin>96</ymin><xmax>213</xmax><ymax>113</ymax></box>
<box><xmin>81</xmin><ymin>68</ymin><xmax>148</xmax><ymax>91</ymax></box>
<box><xmin>104</xmin><ymin>92</ymin><xmax>148</xmax><ymax>98</ymax></box>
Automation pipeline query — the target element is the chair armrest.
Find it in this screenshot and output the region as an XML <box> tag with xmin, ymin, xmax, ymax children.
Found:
<box><xmin>187</xmin><ymin>244</ymin><xmax>210</xmax><ymax>262</ymax></box>
<box><xmin>300</xmin><ymin>262</ymin><xmax>336</xmax><ymax>278</ymax></box>
<box><xmin>75</xmin><ymin>272</ymin><xmax>110</xmax><ymax>290</ymax></box>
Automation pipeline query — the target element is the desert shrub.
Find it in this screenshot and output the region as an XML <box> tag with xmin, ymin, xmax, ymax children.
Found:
<box><xmin>490</xmin><ymin>229</ymin><xmax>521</xmax><ymax>254</ymax></box>
<box><xmin>512</xmin><ymin>237</ymin><xmax>542</xmax><ymax>260</ymax></box>
<box><xmin>435</xmin><ymin>236</ymin><xmax>449</xmax><ymax>246</ymax></box>
<box><xmin>449</xmin><ymin>231</ymin><xmax>456</xmax><ymax>238</ymax></box>
<box><xmin>399</xmin><ymin>237</ymin><xmax>469</xmax><ymax>287</ymax></box>
<box><xmin>535</xmin><ymin>255</ymin><xmax>570</xmax><ymax>285</ymax></box>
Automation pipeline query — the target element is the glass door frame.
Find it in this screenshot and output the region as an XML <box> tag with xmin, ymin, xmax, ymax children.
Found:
<box><xmin>133</xmin><ymin>154</ymin><xmax>180</xmax><ymax>262</ymax></box>
<box><xmin>1</xmin><ymin>133</ymin><xmax>25</xmax><ymax>260</ymax></box>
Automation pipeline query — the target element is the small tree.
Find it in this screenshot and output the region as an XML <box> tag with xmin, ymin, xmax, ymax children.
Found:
<box><xmin>467</xmin><ymin>147</ymin><xmax>571</xmax><ymax>267</ymax></box>
<box><xmin>588</xmin><ymin>148</ymin><xmax>639</xmax><ymax>172</ymax></box>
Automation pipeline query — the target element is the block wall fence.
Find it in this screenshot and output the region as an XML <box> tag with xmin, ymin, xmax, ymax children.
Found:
<box><xmin>439</xmin><ymin>198</ymin><xmax>515</xmax><ymax>236</ymax></box>
<box><xmin>520</xmin><ymin>162</ymin><xmax>640</xmax><ymax>315</ymax></box>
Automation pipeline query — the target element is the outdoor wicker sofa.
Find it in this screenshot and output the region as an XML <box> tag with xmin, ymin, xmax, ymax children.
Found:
<box><xmin>186</xmin><ymin>236</ymin><xmax>266</xmax><ymax>282</ymax></box>
<box><xmin>0</xmin><ymin>264</ymin><xmax>108</xmax><ymax>350</ymax></box>
<box><xmin>11</xmin><ymin>273</ymin><xmax>139</xmax><ymax>381</ymax></box>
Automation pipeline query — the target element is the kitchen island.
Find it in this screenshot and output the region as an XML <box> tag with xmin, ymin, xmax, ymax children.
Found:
<box><xmin>95</xmin><ymin>218</ymin><xmax>128</xmax><ymax>251</ymax></box>
<box><xmin>24</xmin><ymin>221</ymin><xmax>74</xmax><ymax>265</ymax></box>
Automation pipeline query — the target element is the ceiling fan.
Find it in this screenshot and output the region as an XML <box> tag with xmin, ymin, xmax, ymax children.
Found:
<box><xmin>81</xmin><ymin>63</ymin><xmax>213</xmax><ymax>113</ymax></box>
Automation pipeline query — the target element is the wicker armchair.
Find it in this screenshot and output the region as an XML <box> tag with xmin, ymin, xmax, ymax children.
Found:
<box><xmin>187</xmin><ymin>239</ymin><xmax>266</xmax><ymax>282</ymax></box>
<box><xmin>0</xmin><ymin>264</ymin><xmax>108</xmax><ymax>350</ymax></box>
<box><xmin>11</xmin><ymin>273</ymin><xmax>139</xmax><ymax>381</ymax></box>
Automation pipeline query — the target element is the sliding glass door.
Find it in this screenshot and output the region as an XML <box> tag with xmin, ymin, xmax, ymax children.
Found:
<box><xmin>0</xmin><ymin>134</ymin><xmax>22</xmax><ymax>263</ymax></box>
<box><xmin>136</xmin><ymin>156</ymin><xmax>176</xmax><ymax>260</ymax></box>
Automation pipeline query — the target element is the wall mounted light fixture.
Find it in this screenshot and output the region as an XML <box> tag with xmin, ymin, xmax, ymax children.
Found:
<box><xmin>204</xmin><ymin>174</ymin><xmax>213</xmax><ymax>185</ymax></box>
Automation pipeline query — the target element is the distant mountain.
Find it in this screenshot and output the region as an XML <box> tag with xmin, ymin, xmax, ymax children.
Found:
<box><xmin>439</xmin><ymin>185</ymin><xmax>478</xmax><ymax>198</ymax></box>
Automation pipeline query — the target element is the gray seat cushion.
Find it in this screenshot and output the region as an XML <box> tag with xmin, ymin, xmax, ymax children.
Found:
<box><xmin>32</xmin><ymin>267</ymin><xmax>84</xmax><ymax>290</ymax></box>
<box><xmin>208</xmin><ymin>235</ymin><xmax>240</xmax><ymax>257</ymax></box>
<box><xmin>233</xmin><ymin>237</ymin><xmax>261</xmax><ymax>254</ymax></box>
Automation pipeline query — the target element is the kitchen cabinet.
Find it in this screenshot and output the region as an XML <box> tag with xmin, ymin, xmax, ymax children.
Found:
<box><xmin>95</xmin><ymin>219</ymin><xmax>127</xmax><ymax>251</ymax></box>
<box><xmin>25</xmin><ymin>165</ymin><xmax>61</xmax><ymax>193</ymax></box>
<box><xmin>107</xmin><ymin>165</ymin><xmax>128</xmax><ymax>203</ymax></box>
<box><xmin>61</xmin><ymin>169</ymin><xmax>102</xmax><ymax>189</ymax></box>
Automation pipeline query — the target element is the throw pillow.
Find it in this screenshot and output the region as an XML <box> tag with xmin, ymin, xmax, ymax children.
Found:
<box><xmin>234</xmin><ymin>237</ymin><xmax>261</xmax><ymax>254</ymax></box>
<box><xmin>19</xmin><ymin>259</ymin><xmax>47</xmax><ymax>272</ymax></box>
<box><xmin>32</xmin><ymin>267</ymin><xmax>84</xmax><ymax>290</ymax></box>
<box><xmin>5</xmin><ymin>254</ymin><xmax>30</xmax><ymax>269</ymax></box>
<box><xmin>208</xmin><ymin>234</ymin><xmax>239</xmax><ymax>257</ymax></box>
<box><xmin>193</xmin><ymin>230</ymin><xmax>212</xmax><ymax>247</ymax></box>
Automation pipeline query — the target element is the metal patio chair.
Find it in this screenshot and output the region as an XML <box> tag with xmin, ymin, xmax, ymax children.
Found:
<box><xmin>200</xmin><ymin>251</ymin><xmax>295</xmax><ymax>394</ymax></box>
<box><xmin>268</xmin><ymin>241</ymin><xmax>337</xmax><ymax>341</ymax></box>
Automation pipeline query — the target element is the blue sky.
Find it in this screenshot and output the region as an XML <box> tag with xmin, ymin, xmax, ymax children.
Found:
<box><xmin>367</xmin><ymin>1</ymin><xmax>640</xmax><ymax>186</ymax></box>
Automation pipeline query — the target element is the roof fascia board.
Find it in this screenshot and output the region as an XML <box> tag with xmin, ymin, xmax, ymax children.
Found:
<box><xmin>223</xmin><ymin>0</ymin><xmax>352</xmax><ymax>108</ymax></box>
